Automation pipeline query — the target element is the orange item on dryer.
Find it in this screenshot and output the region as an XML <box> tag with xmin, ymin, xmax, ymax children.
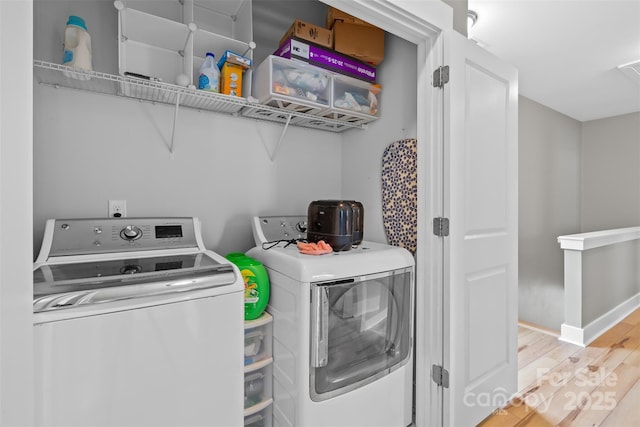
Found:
<box><xmin>297</xmin><ymin>240</ymin><xmax>333</xmax><ymax>255</ymax></box>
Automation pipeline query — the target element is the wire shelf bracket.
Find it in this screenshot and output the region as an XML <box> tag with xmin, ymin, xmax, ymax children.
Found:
<box><xmin>33</xmin><ymin>60</ymin><xmax>371</xmax><ymax>157</ymax></box>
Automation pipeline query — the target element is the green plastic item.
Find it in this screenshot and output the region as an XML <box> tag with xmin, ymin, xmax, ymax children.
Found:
<box><xmin>226</xmin><ymin>253</ymin><xmax>270</xmax><ymax>320</ymax></box>
<box><xmin>225</xmin><ymin>252</ymin><xmax>249</xmax><ymax>262</ymax></box>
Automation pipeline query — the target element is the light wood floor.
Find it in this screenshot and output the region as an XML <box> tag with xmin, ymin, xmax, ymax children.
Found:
<box><xmin>478</xmin><ymin>307</ymin><xmax>640</xmax><ymax>427</ymax></box>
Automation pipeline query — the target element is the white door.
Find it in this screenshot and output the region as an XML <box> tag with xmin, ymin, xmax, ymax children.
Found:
<box><xmin>442</xmin><ymin>30</ymin><xmax>519</xmax><ymax>427</ymax></box>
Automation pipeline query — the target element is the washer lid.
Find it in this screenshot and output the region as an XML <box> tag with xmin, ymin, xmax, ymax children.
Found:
<box><xmin>33</xmin><ymin>252</ymin><xmax>236</xmax><ymax>312</ymax></box>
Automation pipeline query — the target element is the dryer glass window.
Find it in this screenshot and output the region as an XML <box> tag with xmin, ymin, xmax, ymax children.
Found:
<box><xmin>309</xmin><ymin>267</ymin><xmax>413</xmax><ymax>401</ymax></box>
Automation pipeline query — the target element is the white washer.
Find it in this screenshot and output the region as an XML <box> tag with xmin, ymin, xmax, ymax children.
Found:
<box><xmin>247</xmin><ymin>216</ymin><xmax>414</xmax><ymax>427</ymax></box>
<box><xmin>33</xmin><ymin>217</ymin><xmax>244</xmax><ymax>427</ymax></box>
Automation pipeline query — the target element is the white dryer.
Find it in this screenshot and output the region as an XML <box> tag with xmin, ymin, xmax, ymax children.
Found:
<box><xmin>247</xmin><ymin>216</ymin><xmax>414</xmax><ymax>427</ymax></box>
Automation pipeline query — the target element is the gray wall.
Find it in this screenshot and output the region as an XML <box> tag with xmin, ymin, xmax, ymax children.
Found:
<box><xmin>519</xmin><ymin>101</ymin><xmax>640</xmax><ymax>331</ymax></box>
<box><xmin>341</xmin><ymin>34</ymin><xmax>417</xmax><ymax>245</ymax></box>
<box><xmin>581</xmin><ymin>112</ymin><xmax>640</xmax><ymax>232</ymax></box>
<box><xmin>518</xmin><ymin>96</ymin><xmax>581</xmax><ymax>331</ymax></box>
<box><xmin>33</xmin><ymin>87</ymin><xmax>343</xmax><ymax>256</ymax></box>
<box><xmin>33</xmin><ymin>0</ymin><xmax>417</xmax><ymax>258</ymax></box>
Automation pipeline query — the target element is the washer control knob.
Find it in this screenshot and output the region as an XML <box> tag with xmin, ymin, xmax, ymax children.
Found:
<box><xmin>120</xmin><ymin>225</ymin><xmax>142</xmax><ymax>241</ymax></box>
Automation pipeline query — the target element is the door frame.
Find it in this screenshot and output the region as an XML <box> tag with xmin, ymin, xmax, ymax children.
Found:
<box><xmin>321</xmin><ymin>1</ymin><xmax>451</xmax><ymax>425</ymax></box>
<box><xmin>0</xmin><ymin>0</ymin><xmax>35</xmax><ymax>425</ymax></box>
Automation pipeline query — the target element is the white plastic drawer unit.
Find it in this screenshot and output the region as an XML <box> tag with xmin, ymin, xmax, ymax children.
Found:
<box><xmin>333</xmin><ymin>74</ymin><xmax>381</xmax><ymax>118</ymax></box>
<box><xmin>244</xmin><ymin>358</ymin><xmax>273</xmax><ymax>410</ymax></box>
<box><xmin>243</xmin><ymin>312</ymin><xmax>273</xmax><ymax>426</ymax></box>
<box><xmin>252</xmin><ymin>55</ymin><xmax>332</xmax><ymax>114</ymax></box>
<box><xmin>244</xmin><ymin>399</ymin><xmax>273</xmax><ymax>427</ymax></box>
<box><xmin>244</xmin><ymin>312</ymin><xmax>273</xmax><ymax>366</ymax></box>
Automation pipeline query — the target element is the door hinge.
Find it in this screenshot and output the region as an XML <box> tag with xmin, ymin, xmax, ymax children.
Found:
<box><xmin>433</xmin><ymin>65</ymin><xmax>449</xmax><ymax>88</ymax></box>
<box><xmin>432</xmin><ymin>364</ymin><xmax>449</xmax><ymax>388</ymax></box>
<box><xmin>433</xmin><ymin>217</ymin><xmax>449</xmax><ymax>237</ymax></box>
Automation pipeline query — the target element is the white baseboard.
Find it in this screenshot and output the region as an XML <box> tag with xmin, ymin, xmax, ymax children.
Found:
<box><xmin>559</xmin><ymin>293</ymin><xmax>640</xmax><ymax>347</ymax></box>
<box><xmin>559</xmin><ymin>324</ymin><xmax>586</xmax><ymax>347</ymax></box>
<box><xmin>519</xmin><ymin>320</ymin><xmax>560</xmax><ymax>337</ymax></box>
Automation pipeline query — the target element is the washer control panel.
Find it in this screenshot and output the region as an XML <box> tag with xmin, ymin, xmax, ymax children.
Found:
<box><xmin>47</xmin><ymin>217</ymin><xmax>198</xmax><ymax>257</ymax></box>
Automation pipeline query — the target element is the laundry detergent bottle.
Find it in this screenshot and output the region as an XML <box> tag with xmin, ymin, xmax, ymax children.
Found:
<box><xmin>198</xmin><ymin>52</ymin><xmax>220</xmax><ymax>92</ymax></box>
<box><xmin>63</xmin><ymin>16</ymin><xmax>92</xmax><ymax>72</ymax></box>
<box><xmin>226</xmin><ymin>254</ymin><xmax>270</xmax><ymax>320</ymax></box>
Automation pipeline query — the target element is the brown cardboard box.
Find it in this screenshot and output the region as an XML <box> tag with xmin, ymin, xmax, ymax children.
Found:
<box><xmin>326</xmin><ymin>6</ymin><xmax>375</xmax><ymax>29</ymax></box>
<box><xmin>279</xmin><ymin>19</ymin><xmax>332</xmax><ymax>49</ymax></box>
<box><xmin>333</xmin><ymin>21</ymin><xmax>384</xmax><ymax>66</ymax></box>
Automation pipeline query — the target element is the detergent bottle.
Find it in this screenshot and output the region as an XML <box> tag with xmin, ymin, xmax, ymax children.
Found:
<box><xmin>226</xmin><ymin>253</ymin><xmax>270</xmax><ymax>320</ymax></box>
<box><xmin>225</xmin><ymin>252</ymin><xmax>248</xmax><ymax>262</ymax></box>
<box><xmin>198</xmin><ymin>52</ymin><xmax>220</xmax><ymax>92</ymax></box>
<box><xmin>62</xmin><ymin>16</ymin><xmax>92</xmax><ymax>80</ymax></box>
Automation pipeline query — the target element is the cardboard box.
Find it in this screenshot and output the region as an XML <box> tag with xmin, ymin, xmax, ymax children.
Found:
<box><xmin>326</xmin><ymin>6</ymin><xmax>375</xmax><ymax>29</ymax></box>
<box><xmin>275</xmin><ymin>37</ymin><xmax>377</xmax><ymax>83</ymax></box>
<box><xmin>220</xmin><ymin>62</ymin><xmax>244</xmax><ymax>97</ymax></box>
<box><xmin>333</xmin><ymin>21</ymin><xmax>384</xmax><ymax>66</ymax></box>
<box><xmin>279</xmin><ymin>19</ymin><xmax>333</xmax><ymax>49</ymax></box>
<box><xmin>217</xmin><ymin>50</ymin><xmax>252</xmax><ymax>70</ymax></box>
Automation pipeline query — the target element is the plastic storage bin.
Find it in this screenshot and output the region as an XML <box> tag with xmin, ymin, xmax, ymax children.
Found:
<box><xmin>244</xmin><ymin>312</ymin><xmax>272</xmax><ymax>365</ymax></box>
<box><xmin>251</xmin><ymin>55</ymin><xmax>332</xmax><ymax>115</ymax></box>
<box><xmin>244</xmin><ymin>399</ymin><xmax>273</xmax><ymax>427</ymax></box>
<box><xmin>304</xmin><ymin>73</ymin><xmax>381</xmax><ymax>128</ymax></box>
<box><xmin>244</xmin><ymin>358</ymin><xmax>273</xmax><ymax>410</ymax></box>
<box><xmin>245</xmin><ymin>330</ymin><xmax>264</xmax><ymax>361</ymax></box>
<box><xmin>333</xmin><ymin>74</ymin><xmax>381</xmax><ymax>117</ymax></box>
<box><xmin>244</xmin><ymin>312</ymin><xmax>273</xmax><ymax>426</ymax></box>
<box><xmin>244</xmin><ymin>371</ymin><xmax>265</xmax><ymax>407</ymax></box>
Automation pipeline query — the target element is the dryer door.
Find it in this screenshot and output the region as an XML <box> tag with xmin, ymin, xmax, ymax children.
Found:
<box><xmin>309</xmin><ymin>267</ymin><xmax>413</xmax><ymax>401</ymax></box>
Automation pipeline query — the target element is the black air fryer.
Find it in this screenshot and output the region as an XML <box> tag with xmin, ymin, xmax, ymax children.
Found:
<box><xmin>349</xmin><ymin>200</ymin><xmax>364</xmax><ymax>245</ymax></box>
<box><xmin>307</xmin><ymin>200</ymin><xmax>364</xmax><ymax>251</ymax></box>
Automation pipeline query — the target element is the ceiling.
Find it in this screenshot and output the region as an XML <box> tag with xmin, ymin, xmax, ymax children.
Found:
<box><xmin>467</xmin><ymin>0</ymin><xmax>640</xmax><ymax>122</ymax></box>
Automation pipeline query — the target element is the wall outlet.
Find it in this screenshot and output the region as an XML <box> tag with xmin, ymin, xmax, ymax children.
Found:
<box><xmin>108</xmin><ymin>200</ymin><xmax>127</xmax><ymax>218</ymax></box>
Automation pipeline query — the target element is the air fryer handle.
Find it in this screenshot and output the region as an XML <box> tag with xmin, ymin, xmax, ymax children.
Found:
<box><xmin>311</xmin><ymin>286</ymin><xmax>328</xmax><ymax>368</ymax></box>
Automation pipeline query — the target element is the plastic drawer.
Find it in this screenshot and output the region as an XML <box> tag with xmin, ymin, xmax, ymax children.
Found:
<box><xmin>244</xmin><ymin>371</ymin><xmax>265</xmax><ymax>408</ymax></box>
<box><xmin>244</xmin><ymin>312</ymin><xmax>272</xmax><ymax>365</ymax></box>
<box><xmin>245</xmin><ymin>330</ymin><xmax>264</xmax><ymax>361</ymax></box>
<box><xmin>244</xmin><ymin>358</ymin><xmax>273</xmax><ymax>410</ymax></box>
<box><xmin>251</xmin><ymin>55</ymin><xmax>332</xmax><ymax>115</ymax></box>
<box><xmin>244</xmin><ymin>398</ymin><xmax>273</xmax><ymax>427</ymax></box>
<box><xmin>332</xmin><ymin>74</ymin><xmax>381</xmax><ymax>117</ymax></box>
<box><xmin>308</xmin><ymin>73</ymin><xmax>381</xmax><ymax>127</ymax></box>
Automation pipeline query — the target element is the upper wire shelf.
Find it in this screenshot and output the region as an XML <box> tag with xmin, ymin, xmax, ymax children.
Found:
<box><xmin>33</xmin><ymin>60</ymin><xmax>368</xmax><ymax>133</ymax></box>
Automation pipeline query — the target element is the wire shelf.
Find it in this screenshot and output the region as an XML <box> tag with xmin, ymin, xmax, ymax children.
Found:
<box><xmin>33</xmin><ymin>61</ymin><xmax>370</xmax><ymax>133</ymax></box>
